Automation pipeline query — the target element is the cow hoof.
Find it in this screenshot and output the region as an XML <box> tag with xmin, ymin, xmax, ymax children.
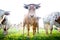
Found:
<box><xmin>3</xmin><ymin>31</ymin><xmax>8</xmax><ymax>35</ymax></box>
<box><xmin>26</xmin><ymin>36</ymin><xmax>30</xmax><ymax>40</ymax></box>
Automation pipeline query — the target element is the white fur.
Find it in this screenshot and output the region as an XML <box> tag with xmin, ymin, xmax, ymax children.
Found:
<box><xmin>43</xmin><ymin>12</ymin><xmax>60</xmax><ymax>28</ymax></box>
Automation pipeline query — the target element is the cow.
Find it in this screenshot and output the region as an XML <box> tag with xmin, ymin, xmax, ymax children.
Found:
<box><xmin>43</xmin><ymin>12</ymin><xmax>60</xmax><ymax>35</ymax></box>
<box><xmin>0</xmin><ymin>9</ymin><xmax>10</xmax><ymax>35</ymax></box>
<box><xmin>23</xmin><ymin>4</ymin><xmax>40</xmax><ymax>36</ymax></box>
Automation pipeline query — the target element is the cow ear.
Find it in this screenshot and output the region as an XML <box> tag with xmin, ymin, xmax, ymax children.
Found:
<box><xmin>24</xmin><ymin>6</ymin><xmax>28</xmax><ymax>9</ymax></box>
<box><xmin>24</xmin><ymin>4</ymin><xmax>28</xmax><ymax>9</ymax></box>
<box><xmin>36</xmin><ymin>6</ymin><xmax>40</xmax><ymax>9</ymax></box>
<box><xmin>37</xmin><ymin>3</ymin><xmax>40</xmax><ymax>5</ymax></box>
<box><xmin>4</xmin><ymin>12</ymin><xmax>10</xmax><ymax>15</ymax></box>
<box><xmin>24</xmin><ymin>4</ymin><xmax>27</xmax><ymax>6</ymax></box>
<box><xmin>36</xmin><ymin>5</ymin><xmax>41</xmax><ymax>9</ymax></box>
<box><xmin>36</xmin><ymin>3</ymin><xmax>41</xmax><ymax>9</ymax></box>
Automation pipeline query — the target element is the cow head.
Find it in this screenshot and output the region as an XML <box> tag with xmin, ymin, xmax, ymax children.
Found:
<box><xmin>4</xmin><ymin>11</ymin><xmax>10</xmax><ymax>15</ymax></box>
<box><xmin>24</xmin><ymin>4</ymin><xmax>40</xmax><ymax>10</ymax></box>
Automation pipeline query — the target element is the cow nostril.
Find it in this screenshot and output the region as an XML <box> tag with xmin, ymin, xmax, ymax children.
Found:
<box><xmin>31</xmin><ymin>15</ymin><xmax>34</xmax><ymax>17</ymax></box>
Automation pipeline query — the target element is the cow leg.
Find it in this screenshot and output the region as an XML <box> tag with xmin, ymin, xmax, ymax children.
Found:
<box><xmin>36</xmin><ymin>23</ymin><xmax>39</xmax><ymax>34</ymax></box>
<box><xmin>50</xmin><ymin>26</ymin><xmax>53</xmax><ymax>34</ymax></box>
<box><xmin>3</xmin><ymin>25</ymin><xmax>8</xmax><ymax>35</ymax></box>
<box><xmin>0</xmin><ymin>24</ymin><xmax>2</xmax><ymax>29</ymax></box>
<box><xmin>33</xmin><ymin>27</ymin><xmax>36</xmax><ymax>35</ymax></box>
<box><xmin>23</xmin><ymin>23</ymin><xmax>25</xmax><ymax>36</ymax></box>
<box><xmin>27</xmin><ymin>24</ymin><xmax>30</xmax><ymax>36</ymax></box>
<box><xmin>44</xmin><ymin>24</ymin><xmax>49</xmax><ymax>35</ymax></box>
<box><xmin>50</xmin><ymin>27</ymin><xmax>53</xmax><ymax>34</ymax></box>
<box><xmin>50</xmin><ymin>21</ymin><xmax>54</xmax><ymax>34</ymax></box>
<box><xmin>33</xmin><ymin>23</ymin><xmax>36</xmax><ymax>35</ymax></box>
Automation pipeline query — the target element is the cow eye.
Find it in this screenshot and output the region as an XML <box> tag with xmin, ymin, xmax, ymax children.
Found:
<box><xmin>36</xmin><ymin>6</ymin><xmax>38</xmax><ymax>9</ymax></box>
<box><xmin>36</xmin><ymin>6</ymin><xmax>40</xmax><ymax>9</ymax></box>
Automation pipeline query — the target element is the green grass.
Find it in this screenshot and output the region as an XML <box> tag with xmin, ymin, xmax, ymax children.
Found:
<box><xmin>0</xmin><ymin>28</ymin><xmax>60</xmax><ymax>40</ymax></box>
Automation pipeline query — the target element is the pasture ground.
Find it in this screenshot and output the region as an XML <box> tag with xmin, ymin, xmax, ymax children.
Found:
<box><xmin>0</xmin><ymin>28</ymin><xmax>60</xmax><ymax>40</ymax></box>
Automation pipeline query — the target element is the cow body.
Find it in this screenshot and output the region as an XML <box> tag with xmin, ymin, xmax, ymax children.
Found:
<box><xmin>23</xmin><ymin>4</ymin><xmax>40</xmax><ymax>36</ymax></box>
<box><xmin>43</xmin><ymin>12</ymin><xmax>60</xmax><ymax>34</ymax></box>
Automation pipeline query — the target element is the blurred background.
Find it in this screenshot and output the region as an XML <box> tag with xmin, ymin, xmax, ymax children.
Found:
<box><xmin>0</xmin><ymin>0</ymin><xmax>60</xmax><ymax>29</ymax></box>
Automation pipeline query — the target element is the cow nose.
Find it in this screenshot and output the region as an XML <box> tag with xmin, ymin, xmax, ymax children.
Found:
<box><xmin>31</xmin><ymin>15</ymin><xmax>34</xmax><ymax>17</ymax></box>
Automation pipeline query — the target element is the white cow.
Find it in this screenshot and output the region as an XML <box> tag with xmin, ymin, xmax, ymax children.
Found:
<box><xmin>0</xmin><ymin>9</ymin><xmax>10</xmax><ymax>35</ymax></box>
<box><xmin>43</xmin><ymin>12</ymin><xmax>60</xmax><ymax>34</ymax></box>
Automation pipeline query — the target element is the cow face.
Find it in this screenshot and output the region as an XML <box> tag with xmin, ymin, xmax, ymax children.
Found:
<box><xmin>24</xmin><ymin>4</ymin><xmax>40</xmax><ymax>10</ymax></box>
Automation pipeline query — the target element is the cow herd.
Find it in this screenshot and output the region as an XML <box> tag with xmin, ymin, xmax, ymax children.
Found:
<box><xmin>0</xmin><ymin>4</ymin><xmax>60</xmax><ymax>36</ymax></box>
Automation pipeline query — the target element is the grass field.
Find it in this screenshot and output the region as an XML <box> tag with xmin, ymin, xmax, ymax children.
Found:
<box><xmin>0</xmin><ymin>28</ymin><xmax>60</xmax><ymax>40</ymax></box>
